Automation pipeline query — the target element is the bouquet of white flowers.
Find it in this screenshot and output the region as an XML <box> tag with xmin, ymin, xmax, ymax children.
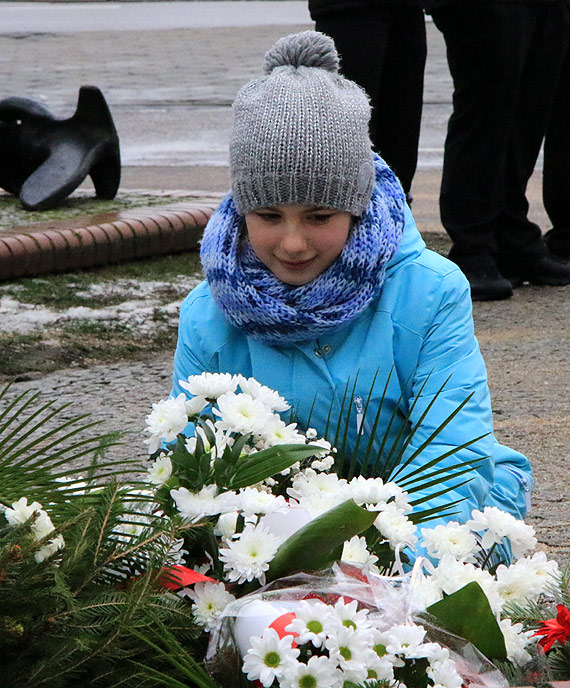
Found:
<box><xmin>144</xmin><ymin>373</ymin><xmax>562</xmax><ymax>687</ymax></box>
<box><xmin>206</xmin><ymin>567</ymin><xmax>510</xmax><ymax>688</ymax></box>
<box><xmin>0</xmin><ymin>377</ymin><xmax>565</xmax><ymax>687</ymax></box>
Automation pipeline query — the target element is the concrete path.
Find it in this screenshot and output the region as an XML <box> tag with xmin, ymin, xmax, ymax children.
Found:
<box><xmin>0</xmin><ymin>2</ymin><xmax>312</xmax><ymax>32</ymax></box>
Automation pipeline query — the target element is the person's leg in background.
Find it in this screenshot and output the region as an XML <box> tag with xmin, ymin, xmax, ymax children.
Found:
<box><xmin>543</xmin><ymin>26</ymin><xmax>570</xmax><ymax>261</ymax></box>
<box><xmin>431</xmin><ymin>4</ymin><xmax>536</xmax><ymax>301</ymax></box>
<box><xmin>314</xmin><ymin>5</ymin><xmax>426</xmax><ymax>199</ymax></box>
<box><xmin>369</xmin><ymin>6</ymin><xmax>426</xmax><ymax>199</ymax></box>
<box><xmin>495</xmin><ymin>2</ymin><xmax>570</xmax><ymax>286</ymax></box>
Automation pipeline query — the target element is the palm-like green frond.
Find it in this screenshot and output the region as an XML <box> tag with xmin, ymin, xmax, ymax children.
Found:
<box><xmin>0</xmin><ymin>385</ymin><xmax>139</xmax><ymax>510</ymax></box>
<box><xmin>326</xmin><ymin>372</ymin><xmax>485</xmax><ymax>522</ymax></box>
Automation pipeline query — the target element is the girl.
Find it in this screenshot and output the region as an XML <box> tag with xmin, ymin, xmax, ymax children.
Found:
<box><xmin>170</xmin><ymin>31</ymin><xmax>531</xmax><ymax>543</ymax></box>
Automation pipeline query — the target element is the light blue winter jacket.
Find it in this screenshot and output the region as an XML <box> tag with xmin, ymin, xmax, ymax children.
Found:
<box><xmin>171</xmin><ymin>205</ymin><xmax>532</xmax><ymax>533</ymax></box>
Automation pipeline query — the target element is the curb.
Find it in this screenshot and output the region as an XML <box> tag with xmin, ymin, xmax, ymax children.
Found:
<box><xmin>0</xmin><ymin>201</ymin><xmax>216</xmax><ymax>280</ymax></box>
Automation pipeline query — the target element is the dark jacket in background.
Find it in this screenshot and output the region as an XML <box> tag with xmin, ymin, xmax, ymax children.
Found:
<box><xmin>309</xmin><ymin>0</ymin><xmax>421</xmax><ymax>19</ymax></box>
<box><xmin>424</xmin><ymin>0</ymin><xmax>567</xmax><ymax>14</ymax></box>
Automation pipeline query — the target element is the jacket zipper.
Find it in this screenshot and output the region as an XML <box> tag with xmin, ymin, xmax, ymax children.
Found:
<box><xmin>503</xmin><ymin>464</ymin><xmax>532</xmax><ymax>513</ymax></box>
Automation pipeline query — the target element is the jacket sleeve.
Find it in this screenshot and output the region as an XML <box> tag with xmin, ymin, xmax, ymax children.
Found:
<box><xmin>395</xmin><ymin>266</ymin><xmax>532</xmax><ymax>537</ymax></box>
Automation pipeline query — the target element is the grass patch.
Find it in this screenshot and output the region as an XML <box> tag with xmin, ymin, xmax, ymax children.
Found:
<box><xmin>0</xmin><ymin>191</ymin><xmax>208</xmax><ymax>380</ymax></box>
<box><xmin>0</xmin><ymin>251</ymin><xmax>203</xmax><ymax>308</ymax></box>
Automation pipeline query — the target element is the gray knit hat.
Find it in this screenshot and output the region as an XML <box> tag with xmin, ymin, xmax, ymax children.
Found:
<box><xmin>230</xmin><ymin>31</ymin><xmax>375</xmax><ymax>217</ymax></box>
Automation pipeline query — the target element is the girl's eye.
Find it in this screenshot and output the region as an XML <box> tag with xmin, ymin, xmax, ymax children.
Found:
<box><xmin>255</xmin><ymin>212</ymin><xmax>281</xmax><ymax>222</ymax></box>
<box><xmin>308</xmin><ymin>213</ymin><xmax>334</xmax><ymax>224</ymax></box>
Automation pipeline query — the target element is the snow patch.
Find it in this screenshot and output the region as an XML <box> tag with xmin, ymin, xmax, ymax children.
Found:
<box><xmin>0</xmin><ymin>275</ymin><xmax>202</xmax><ymax>335</ymax></box>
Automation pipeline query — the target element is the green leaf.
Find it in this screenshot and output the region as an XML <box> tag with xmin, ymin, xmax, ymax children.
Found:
<box><xmin>266</xmin><ymin>499</ymin><xmax>378</xmax><ymax>582</ymax></box>
<box><xmin>426</xmin><ymin>582</ymin><xmax>507</xmax><ymax>660</ymax></box>
<box><xmin>224</xmin><ymin>443</ymin><xmax>325</xmax><ymax>489</ymax></box>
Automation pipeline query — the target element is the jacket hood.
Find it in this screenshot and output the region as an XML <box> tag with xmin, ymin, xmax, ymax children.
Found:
<box><xmin>385</xmin><ymin>203</ymin><xmax>426</xmax><ymax>275</ymax></box>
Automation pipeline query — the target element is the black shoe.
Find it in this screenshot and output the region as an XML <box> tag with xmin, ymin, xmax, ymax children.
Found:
<box><xmin>448</xmin><ymin>251</ymin><xmax>513</xmax><ymax>301</ymax></box>
<box><xmin>498</xmin><ymin>251</ymin><xmax>570</xmax><ymax>288</ymax></box>
<box><xmin>544</xmin><ymin>229</ymin><xmax>570</xmax><ymax>261</ymax></box>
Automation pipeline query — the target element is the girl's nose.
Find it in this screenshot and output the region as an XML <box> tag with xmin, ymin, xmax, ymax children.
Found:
<box><xmin>280</xmin><ymin>225</ymin><xmax>308</xmax><ymax>254</ymax></box>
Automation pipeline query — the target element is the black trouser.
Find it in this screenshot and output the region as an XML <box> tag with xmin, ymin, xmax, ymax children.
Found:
<box><xmin>432</xmin><ymin>3</ymin><xmax>568</xmax><ymax>260</ymax></box>
<box><xmin>543</xmin><ymin>28</ymin><xmax>570</xmax><ymax>233</ymax></box>
<box><xmin>315</xmin><ymin>6</ymin><xmax>426</xmax><ymax>196</ymax></box>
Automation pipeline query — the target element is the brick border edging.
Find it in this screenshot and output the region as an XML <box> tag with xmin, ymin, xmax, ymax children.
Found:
<box><xmin>0</xmin><ymin>202</ymin><xmax>216</xmax><ymax>280</ymax></box>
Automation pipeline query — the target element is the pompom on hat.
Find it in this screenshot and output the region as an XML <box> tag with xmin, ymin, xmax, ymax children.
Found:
<box><xmin>230</xmin><ymin>31</ymin><xmax>375</xmax><ymax>217</ymax></box>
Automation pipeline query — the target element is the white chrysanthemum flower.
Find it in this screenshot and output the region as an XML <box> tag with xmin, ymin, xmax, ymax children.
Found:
<box><xmin>285</xmin><ymin>600</ymin><xmax>334</xmax><ymax>648</ymax></box>
<box><xmin>325</xmin><ymin>626</ymin><xmax>371</xmax><ymax>674</ymax></box>
<box><xmin>495</xmin><ymin>552</ymin><xmax>559</xmax><ymax>604</ymax></box>
<box><xmin>505</xmin><ymin>518</ymin><xmax>538</xmax><ymax>559</ymax></box>
<box><xmin>427</xmin><ymin>656</ymin><xmax>463</xmax><ymax>688</ymax></box>
<box><xmin>214</xmin><ymin>511</ymin><xmax>239</xmax><ymax>541</ymax></box>
<box><xmin>310</xmin><ymin>455</ymin><xmax>335</xmax><ymax>472</ymax></box>
<box><xmin>380</xmin><ymin>624</ymin><xmax>427</xmax><ymax>658</ymax></box>
<box><xmin>288</xmin><ymin>470</ymin><xmax>348</xmax><ymax>503</ymax></box>
<box><xmin>279</xmin><ymin>460</ymin><xmax>302</xmax><ymax>477</ymax></box>
<box><xmin>144</xmin><ymin>393</ymin><xmax>188</xmax><ymax>453</ymax></box>
<box><xmin>219</xmin><ymin>523</ymin><xmax>280</xmax><ymax>584</ymax></box>
<box><xmin>242</xmin><ymin>627</ymin><xmax>300</xmax><ymax>687</ymax></box>
<box><xmin>360</xmin><ymin>649</ymin><xmax>395</xmax><ymax>683</ymax></box>
<box><xmin>347</xmin><ymin>477</ymin><xmax>411</xmax><ymax>513</ymax></box>
<box><xmin>238</xmin><ymin>487</ymin><xmax>288</xmax><ymax>517</ymax></box>
<box><xmin>294</xmin><ymin>491</ymin><xmax>344</xmax><ymax>518</ymax></box>
<box><xmin>331</xmin><ymin>598</ymin><xmax>373</xmax><ymax>635</ymax></box>
<box><xmin>257</xmin><ymin>416</ymin><xmax>305</xmax><ymax>448</ymax></box>
<box><xmin>32</xmin><ymin>510</ymin><xmax>56</xmax><ymax>539</ymax></box>
<box><xmin>525</xmin><ymin>550</ymin><xmax>560</xmax><ymax>580</ymax></box>
<box><xmin>114</xmin><ymin>513</ymin><xmax>146</xmax><ymax>541</ymax></box>
<box><xmin>306</xmin><ymin>427</ymin><xmax>318</xmax><ymax>439</ymax></box>
<box><xmin>341</xmin><ymin>535</ymin><xmax>379</xmax><ymax>571</ymax></box>
<box><xmin>430</xmin><ymin>554</ymin><xmax>503</xmax><ymax>614</ymax></box>
<box><xmin>185</xmin><ymin>395</ymin><xmax>209</xmax><ymax>415</ymax></box>
<box><xmin>185</xmin><ymin>420</ymin><xmax>232</xmax><ymax>459</ymax></box>
<box><xmin>499</xmin><ymin>618</ymin><xmax>534</xmax><ymax>667</ymax></box>
<box><xmin>170</xmin><ymin>485</ymin><xmax>237</xmax><ymax>522</ymax></box>
<box><xmin>167</xmin><ymin>538</ymin><xmax>188</xmax><ymax>565</ymax></box>
<box><xmin>467</xmin><ymin>507</ymin><xmax>535</xmax><ymax>557</ymax></box>
<box><xmin>281</xmin><ymin>655</ymin><xmax>341</xmax><ymax>688</ymax></box>
<box><xmin>214</xmin><ymin>392</ymin><xmax>274</xmax><ymax>436</ymax></box>
<box><xmin>4</xmin><ymin>497</ymin><xmax>44</xmax><ymax>526</ymax></box>
<box><xmin>238</xmin><ymin>376</ymin><xmax>291</xmax><ymax>412</ymax></box>
<box><xmin>416</xmin><ymin>642</ymin><xmax>450</xmax><ymax>663</ymax></box>
<box><xmin>420</xmin><ymin>522</ymin><xmax>478</xmax><ymax>562</ymax></box>
<box><xmin>373</xmin><ymin>502</ymin><xmax>417</xmax><ymax>549</ymax></box>
<box><xmin>4</xmin><ymin>498</ymin><xmax>63</xmax><ymax>560</ymax></box>
<box><xmin>35</xmin><ymin>534</ymin><xmax>65</xmax><ymax>563</ymax></box>
<box><xmin>147</xmin><ymin>455</ymin><xmax>173</xmax><ymax>485</ymax></box>
<box><xmin>187</xmin><ymin>581</ymin><xmax>236</xmax><ymax>632</ymax></box>
<box><xmin>180</xmin><ymin>372</ymin><xmax>239</xmax><ymax>400</ymax></box>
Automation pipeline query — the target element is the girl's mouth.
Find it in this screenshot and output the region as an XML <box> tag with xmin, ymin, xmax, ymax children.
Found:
<box><xmin>278</xmin><ymin>258</ymin><xmax>315</xmax><ymax>270</ymax></box>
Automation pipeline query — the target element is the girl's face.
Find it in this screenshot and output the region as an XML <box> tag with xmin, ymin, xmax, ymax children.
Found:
<box><xmin>245</xmin><ymin>204</ymin><xmax>352</xmax><ymax>286</ymax></box>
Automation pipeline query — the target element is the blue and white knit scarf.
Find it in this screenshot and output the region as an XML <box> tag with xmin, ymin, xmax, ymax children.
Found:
<box><xmin>200</xmin><ymin>154</ymin><xmax>405</xmax><ymax>345</ymax></box>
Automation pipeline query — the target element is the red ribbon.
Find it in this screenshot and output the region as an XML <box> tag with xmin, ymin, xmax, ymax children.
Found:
<box><xmin>158</xmin><ymin>564</ymin><xmax>215</xmax><ymax>590</ymax></box>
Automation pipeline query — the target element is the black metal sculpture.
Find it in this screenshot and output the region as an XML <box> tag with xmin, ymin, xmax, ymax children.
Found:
<box><xmin>0</xmin><ymin>85</ymin><xmax>121</xmax><ymax>210</ymax></box>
